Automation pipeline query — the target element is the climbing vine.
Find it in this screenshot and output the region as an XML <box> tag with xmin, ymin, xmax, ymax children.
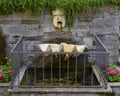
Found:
<box><xmin>0</xmin><ymin>0</ymin><xmax>120</xmax><ymax>27</ymax></box>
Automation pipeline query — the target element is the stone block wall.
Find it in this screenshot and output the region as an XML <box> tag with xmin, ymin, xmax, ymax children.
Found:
<box><xmin>0</xmin><ymin>6</ymin><xmax>119</xmax><ymax>63</ymax></box>
<box><xmin>0</xmin><ymin>83</ymin><xmax>10</xmax><ymax>96</ymax></box>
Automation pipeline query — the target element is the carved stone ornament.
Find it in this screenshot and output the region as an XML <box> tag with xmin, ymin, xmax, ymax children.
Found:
<box><xmin>52</xmin><ymin>9</ymin><xmax>66</xmax><ymax>29</ymax></box>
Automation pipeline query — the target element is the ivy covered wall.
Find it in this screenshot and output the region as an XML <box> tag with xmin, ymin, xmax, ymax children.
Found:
<box><xmin>1</xmin><ymin>0</ymin><xmax>120</xmax><ymax>28</ymax></box>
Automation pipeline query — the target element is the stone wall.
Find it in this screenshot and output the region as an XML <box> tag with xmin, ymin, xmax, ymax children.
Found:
<box><xmin>0</xmin><ymin>6</ymin><xmax>119</xmax><ymax>63</ymax></box>
<box><xmin>8</xmin><ymin>87</ymin><xmax>112</xmax><ymax>96</ymax></box>
<box><xmin>0</xmin><ymin>83</ymin><xmax>10</xmax><ymax>96</ymax></box>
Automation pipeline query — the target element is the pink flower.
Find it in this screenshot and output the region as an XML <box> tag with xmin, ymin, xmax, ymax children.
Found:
<box><xmin>102</xmin><ymin>62</ymin><xmax>108</xmax><ymax>67</ymax></box>
<box><xmin>116</xmin><ymin>68</ymin><xmax>120</xmax><ymax>75</ymax></box>
<box><xmin>108</xmin><ymin>70</ymin><xmax>115</xmax><ymax>75</ymax></box>
<box><xmin>8</xmin><ymin>69</ymin><xmax>12</xmax><ymax>73</ymax></box>
<box><xmin>0</xmin><ymin>73</ymin><xmax>4</xmax><ymax>79</ymax></box>
<box><xmin>106</xmin><ymin>68</ymin><xmax>112</xmax><ymax>72</ymax></box>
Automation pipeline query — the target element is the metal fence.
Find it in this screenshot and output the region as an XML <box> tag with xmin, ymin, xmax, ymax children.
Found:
<box><xmin>10</xmin><ymin>35</ymin><xmax>109</xmax><ymax>89</ymax></box>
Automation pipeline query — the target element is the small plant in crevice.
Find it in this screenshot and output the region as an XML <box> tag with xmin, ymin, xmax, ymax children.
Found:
<box><xmin>103</xmin><ymin>62</ymin><xmax>120</xmax><ymax>82</ymax></box>
<box><xmin>0</xmin><ymin>59</ymin><xmax>12</xmax><ymax>83</ymax></box>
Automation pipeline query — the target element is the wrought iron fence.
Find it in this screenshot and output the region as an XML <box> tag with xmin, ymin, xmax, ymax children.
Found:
<box><xmin>10</xmin><ymin>35</ymin><xmax>109</xmax><ymax>89</ymax></box>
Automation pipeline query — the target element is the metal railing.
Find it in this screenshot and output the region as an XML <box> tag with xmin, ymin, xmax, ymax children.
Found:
<box><xmin>10</xmin><ymin>35</ymin><xmax>109</xmax><ymax>89</ymax></box>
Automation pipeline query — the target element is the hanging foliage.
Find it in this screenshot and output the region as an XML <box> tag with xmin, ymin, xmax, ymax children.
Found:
<box><xmin>0</xmin><ymin>0</ymin><xmax>120</xmax><ymax>27</ymax></box>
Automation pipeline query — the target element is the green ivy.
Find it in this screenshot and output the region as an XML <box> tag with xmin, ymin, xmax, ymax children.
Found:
<box><xmin>0</xmin><ymin>0</ymin><xmax>120</xmax><ymax>28</ymax></box>
<box><xmin>18</xmin><ymin>0</ymin><xmax>46</xmax><ymax>15</ymax></box>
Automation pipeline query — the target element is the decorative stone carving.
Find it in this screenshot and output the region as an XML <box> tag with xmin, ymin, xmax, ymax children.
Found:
<box><xmin>52</xmin><ymin>9</ymin><xmax>66</xmax><ymax>29</ymax></box>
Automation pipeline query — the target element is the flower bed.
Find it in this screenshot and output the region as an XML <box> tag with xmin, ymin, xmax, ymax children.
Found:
<box><xmin>0</xmin><ymin>59</ymin><xmax>12</xmax><ymax>83</ymax></box>
<box><xmin>103</xmin><ymin>62</ymin><xmax>120</xmax><ymax>82</ymax></box>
